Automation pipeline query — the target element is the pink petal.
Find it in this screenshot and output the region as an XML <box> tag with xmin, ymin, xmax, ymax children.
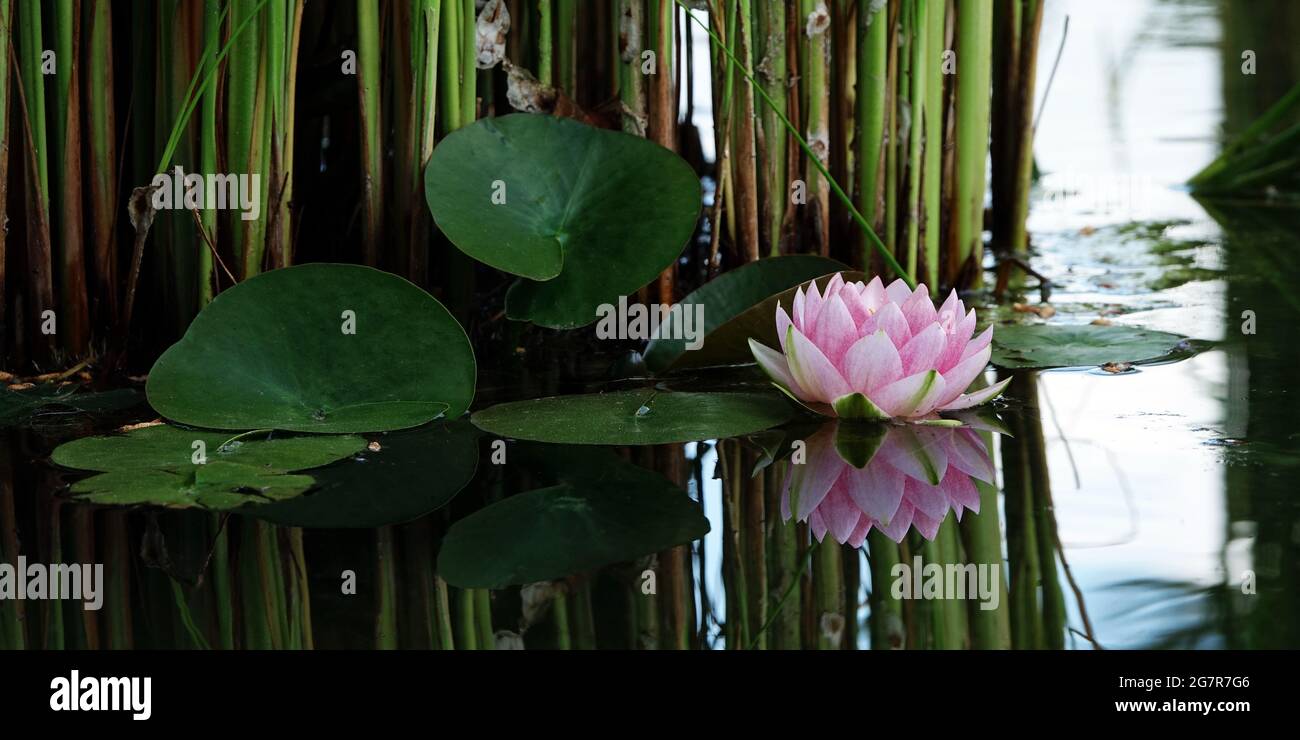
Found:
<box><xmin>941</xmin><ymin>469</ymin><xmax>981</xmax><ymax>516</ymax></box>
<box><xmin>748</xmin><ymin>338</ymin><xmax>806</xmax><ymax>398</ymax></box>
<box><xmin>872</xmin><ymin>301</ymin><xmax>912</xmax><ymax>348</ymax></box>
<box><xmin>810</xmin><ymin>294</ymin><xmax>857</xmax><ymax>366</ymax></box>
<box><xmin>862</xmin><ymin>276</ymin><xmax>887</xmax><ymax>312</ymax></box>
<box><xmin>870</xmin><ymin>369</ymin><xmax>946</xmax><ymax>418</ymax></box>
<box><xmin>803</xmin><ymin>280</ymin><xmax>826</xmax><ymax>330</ymax></box>
<box><xmin>822</xmin><ymin>483</ymin><xmax>863</xmax><ymax>544</ymax></box>
<box><xmin>785</xmin><ymin>325</ymin><xmax>853</xmax><ymax>403</ymax></box>
<box><xmin>842</xmin><ymin>330</ymin><xmax>904</xmax><ymax>395</ymax></box>
<box><xmin>961</xmin><ymin>325</ymin><xmax>993</xmax><ymax>363</ymax></box>
<box><xmin>881</xmin><ymin>426</ymin><xmax>948</xmax><ymax>485</ymax></box>
<box><xmin>884</xmin><ymin>278</ymin><xmax>913</xmax><ymax>305</ymax></box>
<box><xmin>809</xmin><ymin>509</ymin><xmax>828</xmax><ymax>542</ymax></box>
<box><xmin>946</xmin><ymin>428</ymin><xmax>995</xmax><ymax>484</ymax></box>
<box><xmin>847</xmin><ymin>518</ymin><xmax>873</xmax><ymax>548</ymax></box>
<box><xmin>936</xmin><ymin>344</ymin><xmax>992</xmax><ymax>407</ymax></box>
<box><xmin>776</xmin><ymin>303</ymin><xmax>794</xmax><ymax>353</ymax></box>
<box><xmin>939</xmin><ymin>376</ymin><xmax>1011</xmax><ymax>412</ymax></box>
<box><xmin>900</xmin><ymin>285</ymin><xmax>938</xmax><ymax>335</ymax></box>
<box><xmin>838</xmin><ymin>284</ymin><xmax>873</xmax><ymax>329</ymax></box>
<box><xmin>843</xmin><ymin>461</ymin><xmax>905</xmax><ymax>524</ymax></box>
<box><xmin>878</xmin><ymin>502</ymin><xmax>914</xmax><ymax>542</ymax></box>
<box><xmin>824</xmin><ymin>272</ymin><xmax>846</xmax><ymax>299</ymax></box>
<box><xmin>793</xmin><ymin>287</ymin><xmax>807</xmax><ymax>332</ymax></box>
<box><xmin>787</xmin><ymin>431</ymin><xmax>845</xmax><ymax>520</ymax></box>
<box><xmin>936</xmin><ymin>308</ymin><xmax>977</xmax><ymax>373</ymax></box>
<box><xmin>898</xmin><ymin>323</ymin><xmax>948</xmax><ymax>375</ymax></box>
<box><xmin>910</xmin><ymin>507</ymin><xmax>944</xmax><ymax>541</ymax></box>
<box><xmin>937</xmin><ymin>289</ymin><xmax>960</xmax><ymax>321</ymax></box>
<box><xmin>904</xmin><ymin>477</ymin><xmax>950</xmax><ymax>519</ymax></box>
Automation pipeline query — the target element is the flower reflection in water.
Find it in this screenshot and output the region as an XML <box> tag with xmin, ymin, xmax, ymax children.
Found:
<box><xmin>780</xmin><ymin>422</ymin><xmax>995</xmax><ymax>545</ymax></box>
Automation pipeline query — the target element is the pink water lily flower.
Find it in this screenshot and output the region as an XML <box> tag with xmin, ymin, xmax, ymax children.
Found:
<box><xmin>783</xmin><ymin>423</ymin><xmax>994</xmax><ymax>545</ymax></box>
<box><xmin>748</xmin><ymin>274</ymin><xmax>1010</xmax><ymax>419</ymax></box>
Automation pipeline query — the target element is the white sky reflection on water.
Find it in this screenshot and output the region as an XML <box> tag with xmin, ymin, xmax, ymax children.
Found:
<box><xmin>1032</xmin><ymin>0</ymin><xmax>1232</xmax><ymax>649</ymax></box>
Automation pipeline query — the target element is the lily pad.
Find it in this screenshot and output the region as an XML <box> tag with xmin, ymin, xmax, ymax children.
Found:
<box><xmin>0</xmin><ymin>386</ymin><xmax>141</xmax><ymax>428</ymax></box>
<box><xmin>990</xmin><ymin>324</ymin><xmax>1192</xmax><ymax>369</ymax></box>
<box><xmin>425</xmin><ymin>114</ymin><xmax>702</xmax><ymax>328</ymax></box>
<box><xmin>69</xmin><ymin>462</ymin><xmax>315</xmax><ymax>511</ymax></box>
<box><xmin>643</xmin><ymin>256</ymin><xmax>849</xmax><ymax>372</ymax></box>
<box><xmin>146</xmin><ymin>263</ymin><xmax>475</xmax><ymax>433</ymax></box>
<box><xmin>51</xmin><ymin>424</ymin><xmax>366</xmax><ymax>473</ymax></box>
<box><xmin>667</xmin><ymin>271</ymin><xmax>867</xmax><ymax>371</ymax></box>
<box><xmin>252</xmin><ymin>422</ymin><xmax>480</xmax><ymax>529</ymax></box>
<box><xmin>438</xmin><ymin>447</ymin><xmax>708</xmax><ymax>588</ymax></box>
<box><xmin>470</xmin><ymin>389</ymin><xmax>795</xmax><ymax>445</ymax></box>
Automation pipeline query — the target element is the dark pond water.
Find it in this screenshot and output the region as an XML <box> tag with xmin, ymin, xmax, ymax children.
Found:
<box><xmin>2</xmin><ymin>0</ymin><xmax>1298</xmax><ymax>650</ymax></box>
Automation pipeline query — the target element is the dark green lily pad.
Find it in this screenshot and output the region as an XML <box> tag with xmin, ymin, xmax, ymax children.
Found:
<box><xmin>425</xmin><ymin>114</ymin><xmax>702</xmax><ymax>329</ymax></box>
<box><xmin>438</xmin><ymin>447</ymin><xmax>708</xmax><ymax>588</ymax></box>
<box><xmin>990</xmin><ymin>324</ymin><xmax>1193</xmax><ymax>369</ymax></box>
<box><xmin>643</xmin><ymin>256</ymin><xmax>849</xmax><ymax>372</ymax></box>
<box><xmin>0</xmin><ymin>386</ymin><xmax>141</xmax><ymax>428</ymax></box>
<box><xmin>470</xmin><ymin>389</ymin><xmax>795</xmax><ymax>445</ymax></box>
<box><xmin>51</xmin><ymin>424</ymin><xmax>366</xmax><ymax>473</ymax></box>
<box><xmin>252</xmin><ymin>421</ymin><xmax>480</xmax><ymax>529</ymax></box>
<box><xmin>146</xmin><ymin>263</ymin><xmax>475</xmax><ymax>433</ymax></box>
<box><xmin>668</xmin><ymin>271</ymin><xmax>867</xmax><ymax>371</ymax></box>
<box><xmin>69</xmin><ymin>462</ymin><xmax>315</xmax><ymax>511</ymax></box>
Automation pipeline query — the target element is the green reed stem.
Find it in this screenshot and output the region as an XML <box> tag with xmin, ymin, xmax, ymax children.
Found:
<box><xmin>197</xmin><ymin>0</ymin><xmax>220</xmax><ymax>304</ymax></box>
<box><xmin>538</xmin><ymin>0</ymin><xmax>554</xmax><ymax>85</ymax></box>
<box><xmin>954</xmin><ymin>0</ymin><xmax>993</xmax><ymax>279</ymax></box>
<box><xmin>356</xmin><ymin>0</ymin><xmax>383</xmax><ymax>267</ymax></box>
<box><xmin>750</xmin><ymin>537</ymin><xmax>819</xmax><ymax>650</ymax></box>
<box><xmin>922</xmin><ymin>0</ymin><xmax>943</xmax><ymax>289</ymax></box>
<box><xmin>903</xmin><ymin>0</ymin><xmax>926</xmax><ymax>280</ymax></box>
<box><xmin>375</xmin><ymin>526</ymin><xmax>399</xmax><ymax>648</ymax></box>
<box><xmin>678</xmin><ymin>1</ymin><xmax>913</xmax><ymax>286</ymax></box>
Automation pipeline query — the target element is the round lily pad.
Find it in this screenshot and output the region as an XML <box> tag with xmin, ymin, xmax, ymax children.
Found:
<box><xmin>146</xmin><ymin>263</ymin><xmax>475</xmax><ymax>432</ymax></box>
<box><xmin>425</xmin><ymin>114</ymin><xmax>702</xmax><ymax>329</ymax></box>
<box><xmin>51</xmin><ymin>424</ymin><xmax>366</xmax><ymax>473</ymax></box>
<box><xmin>990</xmin><ymin>323</ymin><xmax>1193</xmax><ymax>369</ymax></box>
<box><xmin>470</xmin><ymin>389</ymin><xmax>795</xmax><ymax>445</ymax></box>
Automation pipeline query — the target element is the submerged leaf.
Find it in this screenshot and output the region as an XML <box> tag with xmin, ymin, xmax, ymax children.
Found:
<box><xmin>0</xmin><ymin>386</ymin><xmax>141</xmax><ymax>428</ymax></box>
<box><xmin>69</xmin><ymin>462</ymin><xmax>315</xmax><ymax>511</ymax></box>
<box><xmin>252</xmin><ymin>421</ymin><xmax>480</xmax><ymax>529</ymax></box>
<box><xmin>439</xmin><ymin>446</ymin><xmax>708</xmax><ymax>588</ymax></box>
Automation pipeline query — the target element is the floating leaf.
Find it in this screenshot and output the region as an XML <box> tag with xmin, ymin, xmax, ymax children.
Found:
<box><xmin>471</xmin><ymin>389</ymin><xmax>795</xmax><ymax>445</ymax></box>
<box><xmin>666</xmin><ymin>271</ymin><xmax>867</xmax><ymax>371</ymax></box>
<box><xmin>990</xmin><ymin>324</ymin><xmax>1193</xmax><ymax>369</ymax></box>
<box><xmin>252</xmin><ymin>422</ymin><xmax>480</xmax><ymax>529</ymax></box>
<box><xmin>69</xmin><ymin>462</ymin><xmax>314</xmax><ymax>511</ymax></box>
<box><xmin>147</xmin><ymin>263</ymin><xmax>475</xmax><ymax>432</ymax></box>
<box><xmin>438</xmin><ymin>446</ymin><xmax>708</xmax><ymax>588</ymax></box>
<box><xmin>643</xmin><ymin>256</ymin><xmax>849</xmax><ymax>372</ymax></box>
<box><xmin>51</xmin><ymin>425</ymin><xmax>366</xmax><ymax>473</ymax></box>
<box><xmin>0</xmin><ymin>387</ymin><xmax>141</xmax><ymax>428</ymax></box>
<box><xmin>425</xmin><ymin>114</ymin><xmax>702</xmax><ymax>328</ymax></box>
